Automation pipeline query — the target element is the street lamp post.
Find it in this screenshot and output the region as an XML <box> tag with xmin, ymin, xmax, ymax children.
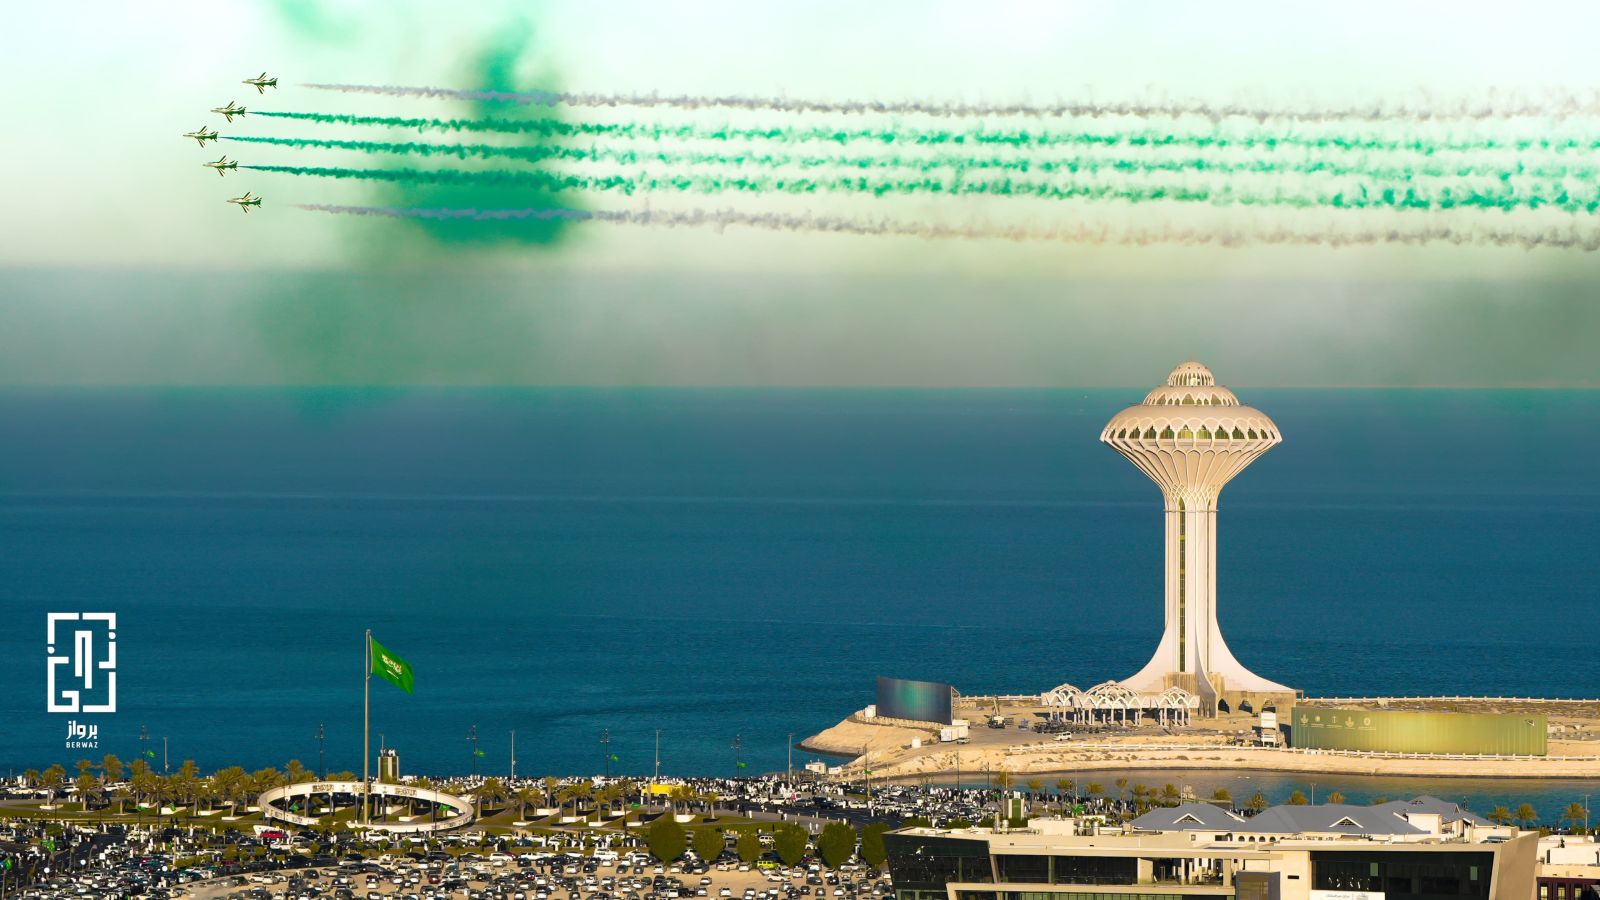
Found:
<box><xmin>787</xmin><ymin>733</ymin><xmax>793</xmax><ymax>783</ymax></box>
<box><xmin>316</xmin><ymin>723</ymin><xmax>326</xmax><ymax>780</ymax></box>
<box><xmin>602</xmin><ymin>730</ymin><xmax>611</xmax><ymax>779</ymax></box>
<box><xmin>653</xmin><ymin>730</ymin><xmax>661</xmax><ymax>784</ymax></box>
<box><xmin>510</xmin><ymin>730</ymin><xmax>517</xmax><ymax>782</ymax></box>
<box><xmin>467</xmin><ymin>726</ymin><xmax>479</xmax><ymax>778</ymax></box>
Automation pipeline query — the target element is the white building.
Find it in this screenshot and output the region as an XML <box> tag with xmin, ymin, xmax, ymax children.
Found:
<box><xmin>884</xmin><ymin>797</ymin><xmax>1534</xmax><ymax>900</ymax></box>
<box><xmin>1101</xmin><ymin>361</ymin><xmax>1296</xmax><ymax>715</ymax></box>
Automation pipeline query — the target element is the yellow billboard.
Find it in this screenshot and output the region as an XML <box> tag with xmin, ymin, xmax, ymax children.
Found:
<box><xmin>1290</xmin><ymin>706</ymin><xmax>1547</xmax><ymax>756</ymax></box>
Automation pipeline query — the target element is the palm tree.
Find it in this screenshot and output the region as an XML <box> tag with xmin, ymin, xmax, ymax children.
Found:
<box><xmin>515</xmin><ymin>787</ymin><xmax>540</xmax><ymax>821</ymax></box>
<box><xmin>558</xmin><ymin>782</ymin><xmax>589</xmax><ymax>819</ymax></box>
<box><xmin>994</xmin><ymin>771</ymin><xmax>1015</xmax><ymax>792</ymax></box>
<box><xmin>107</xmin><ymin>779</ymin><xmax>131</xmax><ymax>817</ymax></box>
<box><xmin>130</xmin><ymin>761</ymin><xmax>159</xmax><ymax>813</ymax></box>
<box><xmin>542</xmin><ymin>776</ymin><xmax>561</xmax><ymax>812</ymax></box>
<box><xmin>1114</xmin><ymin>777</ymin><xmax>1129</xmax><ymax>805</ymax></box>
<box><xmin>667</xmin><ymin>784</ymin><xmax>694</xmax><ymax>817</ymax></box>
<box><xmin>475</xmin><ymin>777</ymin><xmax>508</xmax><ymax>814</ymax></box>
<box><xmin>1159</xmin><ymin>783</ymin><xmax>1181</xmax><ymax>807</ymax></box>
<box><xmin>22</xmin><ymin>769</ymin><xmax>39</xmax><ymax>790</ymax></box>
<box><xmin>1087</xmin><ymin>782</ymin><xmax>1104</xmax><ymax>801</ymax></box>
<box><xmin>196</xmin><ymin>773</ymin><xmax>219</xmax><ymax>816</ymax></box>
<box><xmin>1563</xmin><ymin>802</ymin><xmax>1589</xmax><ymax>833</ymax></box>
<box><xmin>1211</xmin><ymin>788</ymin><xmax>1232</xmax><ymax>804</ymax></box>
<box><xmin>101</xmin><ymin>755</ymin><xmax>124</xmax><ymax>812</ymax></box>
<box><xmin>1247</xmin><ymin>791</ymin><xmax>1268</xmax><ymax>813</ymax></box>
<box><xmin>1326</xmin><ymin>792</ymin><xmax>1346</xmax><ymax>805</ymax></box>
<box><xmin>1055</xmin><ymin>778</ymin><xmax>1075</xmax><ymax>801</ymax></box>
<box><xmin>1488</xmin><ymin>805</ymin><xmax>1512</xmax><ymax>826</ymax></box>
<box><xmin>1516</xmin><ymin>803</ymin><xmax>1538</xmax><ymax>830</ymax></box>
<box><xmin>1288</xmin><ymin>790</ymin><xmax>1308</xmax><ymax>806</ymax></box>
<box><xmin>73</xmin><ymin>769</ymin><xmax>99</xmax><ymax>810</ymax></box>
<box><xmin>40</xmin><ymin>764</ymin><xmax>67</xmax><ymax>807</ymax></box>
<box><xmin>284</xmin><ymin>759</ymin><xmax>313</xmax><ymax>785</ymax></box>
<box><xmin>176</xmin><ymin>760</ymin><xmax>200</xmax><ymax>818</ymax></box>
<box><xmin>212</xmin><ymin>767</ymin><xmax>248</xmax><ymax>817</ymax></box>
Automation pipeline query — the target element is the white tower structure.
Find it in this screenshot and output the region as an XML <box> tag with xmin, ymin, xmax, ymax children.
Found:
<box><xmin>1101</xmin><ymin>361</ymin><xmax>1292</xmax><ymax>713</ymax></box>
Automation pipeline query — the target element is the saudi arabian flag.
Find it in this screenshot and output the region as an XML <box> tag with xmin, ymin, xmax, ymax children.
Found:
<box><xmin>370</xmin><ymin>636</ymin><xmax>414</xmax><ymax>694</ymax></box>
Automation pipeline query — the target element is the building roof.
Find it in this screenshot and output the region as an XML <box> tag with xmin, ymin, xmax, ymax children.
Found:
<box><xmin>1130</xmin><ymin>804</ymin><xmax>1247</xmax><ymax>831</ymax></box>
<box><xmin>1371</xmin><ymin>795</ymin><xmax>1492</xmax><ymax>826</ymax></box>
<box><xmin>1133</xmin><ymin>796</ymin><xmax>1487</xmax><ymax>837</ymax></box>
<box><xmin>1236</xmin><ymin>804</ymin><xmax>1426</xmax><ymax>836</ymax></box>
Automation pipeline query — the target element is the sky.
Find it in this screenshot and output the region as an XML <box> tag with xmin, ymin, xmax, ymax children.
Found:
<box><xmin>2</xmin><ymin>0</ymin><xmax>1599</xmax><ymax>386</ymax></box>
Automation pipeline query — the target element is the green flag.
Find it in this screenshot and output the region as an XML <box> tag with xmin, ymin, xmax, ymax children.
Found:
<box><xmin>144</xmin><ymin>749</ymin><xmax>156</xmax><ymax>759</ymax></box>
<box><xmin>736</xmin><ymin>761</ymin><xmax>747</xmax><ymax>769</ymax></box>
<box><xmin>473</xmin><ymin>748</ymin><xmax>486</xmax><ymax>758</ymax></box>
<box><xmin>609</xmin><ymin>754</ymin><xmax>620</xmax><ymax>762</ymax></box>
<box><xmin>369</xmin><ymin>636</ymin><xmax>414</xmax><ymax>694</ymax></box>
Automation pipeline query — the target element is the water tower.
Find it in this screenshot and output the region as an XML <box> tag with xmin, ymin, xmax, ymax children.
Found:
<box><xmin>1101</xmin><ymin>361</ymin><xmax>1294</xmax><ymax>714</ymax></box>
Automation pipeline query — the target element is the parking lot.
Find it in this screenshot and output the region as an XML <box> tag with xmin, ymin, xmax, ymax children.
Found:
<box><xmin>179</xmin><ymin>849</ymin><xmax>892</xmax><ymax>900</ymax></box>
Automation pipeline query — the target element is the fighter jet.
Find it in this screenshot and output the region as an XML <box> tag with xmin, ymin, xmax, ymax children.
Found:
<box><xmin>226</xmin><ymin>192</ymin><xmax>263</xmax><ymax>213</ymax></box>
<box><xmin>203</xmin><ymin>155</ymin><xmax>239</xmax><ymax>176</ymax></box>
<box><xmin>183</xmin><ymin>126</ymin><xmax>220</xmax><ymax>146</ymax></box>
<box><xmin>242</xmin><ymin>72</ymin><xmax>278</xmax><ymax>94</ymax></box>
<box><xmin>211</xmin><ymin>100</ymin><xmax>247</xmax><ymax>122</ymax></box>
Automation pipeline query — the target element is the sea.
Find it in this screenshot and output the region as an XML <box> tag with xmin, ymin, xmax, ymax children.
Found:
<box><xmin>2</xmin><ymin>388</ymin><xmax>1598</xmax><ymax>820</ymax></box>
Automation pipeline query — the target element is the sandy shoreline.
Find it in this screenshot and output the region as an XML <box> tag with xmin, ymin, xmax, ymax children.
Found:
<box><xmin>802</xmin><ymin>718</ymin><xmax>1600</xmax><ymax>781</ymax></box>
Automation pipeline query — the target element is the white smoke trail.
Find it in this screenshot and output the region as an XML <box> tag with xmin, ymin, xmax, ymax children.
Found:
<box><xmin>291</xmin><ymin>204</ymin><xmax>1600</xmax><ymax>250</ymax></box>
<box><xmin>300</xmin><ymin>83</ymin><xmax>1600</xmax><ymax>122</ymax></box>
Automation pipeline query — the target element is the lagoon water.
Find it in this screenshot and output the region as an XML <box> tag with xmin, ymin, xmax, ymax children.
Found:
<box><xmin>2</xmin><ymin>388</ymin><xmax>1598</xmax><ymax>817</ymax></box>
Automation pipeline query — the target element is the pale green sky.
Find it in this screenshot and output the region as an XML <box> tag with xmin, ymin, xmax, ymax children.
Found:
<box><xmin>2</xmin><ymin>1</ymin><xmax>1599</xmax><ymax>385</ymax></box>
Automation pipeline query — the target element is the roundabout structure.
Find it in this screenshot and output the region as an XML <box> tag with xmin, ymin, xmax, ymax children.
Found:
<box><xmin>258</xmin><ymin>780</ymin><xmax>476</xmax><ymax>834</ymax></box>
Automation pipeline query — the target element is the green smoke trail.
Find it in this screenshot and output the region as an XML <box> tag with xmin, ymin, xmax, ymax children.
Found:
<box><xmin>243</xmin><ymin>164</ymin><xmax>1600</xmax><ymax>213</ymax></box>
<box><xmin>253</xmin><ymin>110</ymin><xmax>1600</xmax><ymax>156</ymax></box>
<box><xmin>226</xmin><ymin>134</ymin><xmax>1600</xmax><ymax>184</ymax></box>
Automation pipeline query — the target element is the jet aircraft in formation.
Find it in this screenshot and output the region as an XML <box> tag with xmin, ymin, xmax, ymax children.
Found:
<box><xmin>243</xmin><ymin>72</ymin><xmax>278</xmax><ymax>94</ymax></box>
<box><xmin>183</xmin><ymin>126</ymin><xmax>219</xmax><ymax>147</ymax></box>
<box><xmin>211</xmin><ymin>100</ymin><xmax>247</xmax><ymax>122</ymax></box>
<box><xmin>227</xmin><ymin>192</ymin><xmax>263</xmax><ymax>213</ymax></box>
<box><xmin>187</xmin><ymin>76</ymin><xmax>280</xmax><ymax>211</ymax></box>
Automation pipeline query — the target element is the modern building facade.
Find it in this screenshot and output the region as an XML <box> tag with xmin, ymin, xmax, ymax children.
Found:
<box><xmin>1100</xmin><ymin>361</ymin><xmax>1295</xmax><ymax>714</ymax></box>
<box><xmin>884</xmin><ymin>797</ymin><xmax>1534</xmax><ymax>900</ymax></box>
<box><xmin>1537</xmin><ymin>835</ymin><xmax>1600</xmax><ymax>900</ymax></box>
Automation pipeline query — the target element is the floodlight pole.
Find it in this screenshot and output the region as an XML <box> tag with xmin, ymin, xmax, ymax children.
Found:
<box><xmin>510</xmin><ymin>730</ymin><xmax>517</xmax><ymax>782</ymax></box>
<box><xmin>363</xmin><ymin>629</ymin><xmax>371</xmax><ymax>825</ymax></box>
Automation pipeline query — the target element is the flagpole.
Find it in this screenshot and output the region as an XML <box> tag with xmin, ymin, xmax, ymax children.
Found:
<box><xmin>363</xmin><ymin>628</ymin><xmax>371</xmax><ymax>825</ymax></box>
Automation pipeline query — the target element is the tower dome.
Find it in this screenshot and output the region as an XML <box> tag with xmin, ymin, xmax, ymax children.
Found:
<box><xmin>1099</xmin><ymin>361</ymin><xmax>1292</xmax><ymax>713</ymax></box>
<box><xmin>1167</xmin><ymin>360</ymin><xmax>1215</xmax><ymax>387</ymax></box>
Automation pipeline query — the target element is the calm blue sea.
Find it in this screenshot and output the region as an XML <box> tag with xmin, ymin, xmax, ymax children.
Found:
<box><xmin>2</xmin><ymin>388</ymin><xmax>1598</xmax><ymax>817</ymax></box>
